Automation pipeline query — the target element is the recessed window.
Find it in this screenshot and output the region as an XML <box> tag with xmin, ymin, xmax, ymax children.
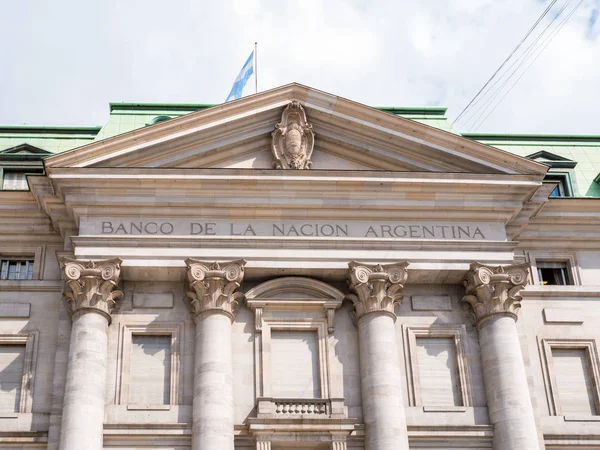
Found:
<box><xmin>547</xmin><ymin>181</ymin><xmax>565</xmax><ymax>198</ymax></box>
<box><xmin>543</xmin><ymin>174</ymin><xmax>573</xmax><ymax>198</ymax></box>
<box><xmin>0</xmin><ymin>333</ymin><xmax>37</xmax><ymax>414</ymax></box>
<box><xmin>541</xmin><ymin>339</ymin><xmax>600</xmax><ymax>417</ymax></box>
<box><xmin>129</xmin><ymin>334</ymin><xmax>172</xmax><ymax>405</ymax></box>
<box><xmin>0</xmin><ymin>344</ymin><xmax>26</xmax><ymax>413</ymax></box>
<box><xmin>2</xmin><ymin>171</ymin><xmax>28</xmax><ymax>190</ymax></box>
<box><xmin>415</xmin><ymin>337</ymin><xmax>462</xmax><ymax>406</ymax></box>
<box><xmin>271</xmin><ymin>330</ymin><xmax>321</xmax><ymax>398</ymax></box>
<box><xmin>537</xmin><ymin>261</ymin><xmax>570</xmax><ymax>285</ymax></box>
<box><xmin>0</xmin><ymin>259</ymin><xmax>34</xmax><ymax>280</ymax></box>
<box><xmin>116</xmin><ymin>323</ymin><xmax>182</xmax><ymax>408</ymax></box>
<box><xmin>552</xmin><ymin>347</ymin><xmax>598</xmax><ymax>415</ymax></box>
<box><xmin>405</xmin><ymin>325</ymin><xmax>472</xmax><ymax>408</ymax></box>
<box><xmin>526</xmin><ymin>151</ymin><xmax>577</xmax><ymax>198</ymax></box>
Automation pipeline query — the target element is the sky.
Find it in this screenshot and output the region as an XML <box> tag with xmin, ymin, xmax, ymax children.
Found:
<box><xmin>0</xmin><ymin>0</ymin><xmax>599</xmax><ymax>134</ymax></box>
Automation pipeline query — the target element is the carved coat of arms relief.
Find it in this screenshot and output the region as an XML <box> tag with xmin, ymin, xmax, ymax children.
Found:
<box><xmin>271</xmin><ymin>101</ymin><xmax>315</xmax><ymax>169</ymax></box>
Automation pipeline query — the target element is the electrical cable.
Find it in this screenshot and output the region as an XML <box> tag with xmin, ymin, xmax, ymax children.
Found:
<box><xmin>462</xmin><ymin>0</ymin><xmax>575</xmax><ymax>130</ymax></box>
<box><xmin>463</xmin><ymin>0</ymin><xmax>574</xmax><ymax>129</ymax></box>
<box><xmin>452</xmin><ymin>0</ymin><xmax>560</xmax><ymax>126</ymax></box>
<box><xmin>472</xmin><ymin>0</ymin><xmax>583</xmax><ymax>130</ymax></box>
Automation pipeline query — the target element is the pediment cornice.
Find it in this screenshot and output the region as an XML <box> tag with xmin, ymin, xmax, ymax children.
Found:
<box><xmin>43</xmin><ymin>83</ymin><xmax>548</xmax><ymax>176</ymax></box>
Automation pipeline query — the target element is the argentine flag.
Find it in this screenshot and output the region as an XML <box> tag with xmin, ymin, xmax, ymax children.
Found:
<box><xmin>225</xmin><ymin>51</ymin><xmax>254</xmax><ymax>102</ymax></box>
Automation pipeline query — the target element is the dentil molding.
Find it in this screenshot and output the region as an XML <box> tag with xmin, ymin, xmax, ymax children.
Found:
<box><xmin>59</xmin><ymin>257</ymin><xmax>123</xmax><ymax>323</ymax></box>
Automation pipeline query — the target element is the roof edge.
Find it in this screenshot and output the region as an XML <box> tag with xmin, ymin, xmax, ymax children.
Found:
<box><xmin>375</xmin><ymin>106</ymin><xmax>447</xmax><ymax>116</ymax></box>
<box><xmin>0</xmin><ymin>125</ymin><xmax>101</xmax><ymax>136</ymax></box>
<box><xmin>463</xmin><ymin>133</ymin><xmax>600</xmax><ymax>143</ymax></box>
<box><xmin>109</xmin><ymin>103</ymin><xmax>216</xmax><ymax>113</ymax></box>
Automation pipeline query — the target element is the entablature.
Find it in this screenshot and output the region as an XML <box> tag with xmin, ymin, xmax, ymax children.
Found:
<box><xmin>69</xmin><ymin>235</ymin><xmax>517</xmax><ymax>283</ymax></box>
<box><xmin>43</xmin><ymin>167</ymin><xmax>543</xmax><ymax>230</ymax></box>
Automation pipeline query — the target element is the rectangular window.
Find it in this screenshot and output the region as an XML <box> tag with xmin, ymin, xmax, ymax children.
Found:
<box><xmin>2</xmin><ymin>171</ymin><xmax>29</xmax><ymax>190</ymax></box>
<box><xmin>543</xmin><ymin>173</ymin><xmax>572</xmax><ymax>198</ymax></box>
<box><xmin>129</xmin><ymin>335</ymin><xmax>172</xmax><ymax>405</ymax></box>
<box><xmin>271</xmin><ymin>330</ymin><xmax>321</xmax><ymax>398</ymax></box>
<box><xmin>537</xmin><ymin>261</ymin><xmax>570</xmax><ymax>285</ymax></box>
<box><xmin>0</xmin><ymin>259</ymin><xmax>34</xmax><ymax>280</ymax></box>
<box><xmin>415</xmin><ymin>337</ymin><xmax>462</xmax><ymax>406</ymax></box>
<box><xmin>545</xmin><ymin>180</ymin><xmax>565</xmax><ymax>198</ymax></box>
<box><xmin>0</xmin><ymin>345</ymin><xmax>26</xmax><ymax>413</ymax></box>
<box><xmin>552</xmin><ymin>347</ymin><xmax>597</xmax><ymax>415</ymax></box>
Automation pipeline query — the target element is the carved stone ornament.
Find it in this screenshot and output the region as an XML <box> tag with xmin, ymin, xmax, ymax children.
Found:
<box><xmin>462</xmin><ymin>262</ymin><xmax>530</xmax><ymax>325</ymax></box>
<box><xmin>59</xmin><ymin>257</ymin><xmax>123</xmax><ymax>323</ymax></box>
<box><xmin>185</xmin><ymin>259</ymin><xmax>246</xmax><ymax>322</ymax></box>
<box><xmin>347</xmin><ymin>261</ymin><xmax>409</xmax><ymax>321</ymax></box>
<box><xmin>271</xmin><ymin>101</ymin><xmax>315</xmax><ymax>170</ymax></box>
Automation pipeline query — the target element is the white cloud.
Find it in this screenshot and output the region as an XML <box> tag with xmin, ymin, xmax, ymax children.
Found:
<box><xmin>0</xmin><ymin>0</ymin><xmax>598</xmax><ymax>134</ymax></box>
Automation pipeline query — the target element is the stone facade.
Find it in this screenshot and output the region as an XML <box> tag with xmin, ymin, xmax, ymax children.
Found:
<box><xmin>1</xmin><ymin>84</ymin><xmax>600</xmax><ymax>449</ymax></box>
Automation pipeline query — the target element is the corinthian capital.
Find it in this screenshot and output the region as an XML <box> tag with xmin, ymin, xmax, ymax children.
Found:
<box><xmin>185</xmin><ymin>259</ymin><xmax>246</xmax><ymax>322</ymax></box>
<box><xmin>347</xmin><ymin>261</ymin><xmax>409</xmax><ymax>321</ymax></box>
<box><xmin>60</xmin><ymin>257</ymin><xmax>123</xmax><ymax>323</ymax></box>
<box><xmin>462</xmin><ymin>262</ymin><xmax>530</xmax><ymax>325</ymax></box>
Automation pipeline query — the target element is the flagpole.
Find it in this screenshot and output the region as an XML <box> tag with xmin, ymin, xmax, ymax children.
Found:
<box><xmin>254</xmin><ymin>42</ymin><xmax>258</xmax><ymax>94</ymax></box>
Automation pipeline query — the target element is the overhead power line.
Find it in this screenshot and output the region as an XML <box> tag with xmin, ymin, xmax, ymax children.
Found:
<box><xmin>452</xmin><ymin>0</ymin><xmax>559</xmax><ymax>125</ymax></box>
<box><xmin>452</xmin><ymin>0</ymin><xmax>584</xmax><ymax>131</ymax></box>
<box><xmin>463</xmin><ymin>0</ymin><xmax>577</xmax><ymax>130</ymax></box>
<box><xmin>471</xmin><ymin>0</ymin><xmax>584</xmax><ymax>131</ymax></box>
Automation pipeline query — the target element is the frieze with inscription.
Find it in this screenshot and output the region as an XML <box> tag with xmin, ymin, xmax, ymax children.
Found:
<box><xmin>82</xmin><ymin>219</ymin><xmax>506</xmax><ymax>241</ymax></box>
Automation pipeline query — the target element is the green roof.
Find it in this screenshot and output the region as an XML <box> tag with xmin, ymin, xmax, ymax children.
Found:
<box><xmin>0</xmin><ymin>125</ymin><xmax>100</xmax><ymax>154</ymax></box>
<box><xmin>0</xmin><ymin>102</ymin><xmax>598</xmax><ymax>197</ymax></box>
<box><xmin>463</xmin><ymin>133</ymin><xmax>600</xmax><ymax>198</ymax></box>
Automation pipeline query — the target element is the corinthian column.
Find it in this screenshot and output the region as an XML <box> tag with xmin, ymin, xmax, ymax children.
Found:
<box><xmin>348</xmin><ymin>262</ymin><xmax>410</xmax><ymax>450</ymax></box>
<box><xmin>185</xmin><ymin>259</ymin><xmax>246</xmax><ymax>450</ymax></box>
<box><xmin>58</xmin><ymin>257</ymin><xmax>122</xmax><ymax>450</ymax></box>
<box><xmin>463</xmin><ymin>263</ymin><xmax>540</xmax><ymax>450</ymax></box>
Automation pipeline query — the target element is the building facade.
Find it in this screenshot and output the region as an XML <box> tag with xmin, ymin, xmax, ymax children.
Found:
<box><xmin>1</xmin><ymin>84</ymin><xmax>600</xmax><ymax>450</ymax></box>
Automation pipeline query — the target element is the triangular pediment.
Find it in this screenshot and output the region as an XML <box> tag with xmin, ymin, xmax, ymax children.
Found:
<box><xmin>1</xmin><ymin>143</ymin><xmax>51</xmax><ymax>157</ymax></box>
<box><xmin>44</xmin><ymin>84</ymin><xmax>547</xmax><ymax>176</ymax></box>
<box><xmin>526</xmin><ymin>150</ymin><xmax>577</xmax><ymax>169</ymax></box>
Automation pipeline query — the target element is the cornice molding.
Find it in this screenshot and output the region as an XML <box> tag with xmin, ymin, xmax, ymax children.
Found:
<box><xmin>347</xmin><ymin>261</ymin><xmax>409</xmax><ymax>321</ymax></box>
<box><xmin>42</xmin><ymin>83</ymin><xmax>547</xmax><ymax>176</ymax></box>
<box><xmin>462</xmin><ymin>262</ymin><xmax>530</xmax><ymax>325</ymax></box>
<box><xmin>59</xmin><ymin>257</ymin><xmax>123</xmax><ymax>323</ymax></box>
<box><xmin>185</xmin><ymin>259</ymin><xmax>246</xmax><ymax>322</ymax></box>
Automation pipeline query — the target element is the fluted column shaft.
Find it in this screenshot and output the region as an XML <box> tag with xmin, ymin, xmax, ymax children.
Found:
<box><xmin>58</xmin><ymin>258</ymin><xmax>122</xmax><ymax>450</ymax></box>
<box><xmin>186</xmin><ymin>259</ymin><xmax>246</xmax><ymax>450</ymax></box>
<box><xmin>348</xmin><ymin>262</ymin><xmax>410</xmax><ymax>450</ymax></box>
<box><xmin>464</xmin><ymin>263</ymin><xmax>541</xmax><ymax>450</ymax></box>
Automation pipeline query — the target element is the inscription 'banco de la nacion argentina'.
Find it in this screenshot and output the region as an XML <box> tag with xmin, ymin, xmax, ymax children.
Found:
<box><xmin>94</xmin><ymin>220</ymin><xmax>497</xmax><ymax>240</ymax></box>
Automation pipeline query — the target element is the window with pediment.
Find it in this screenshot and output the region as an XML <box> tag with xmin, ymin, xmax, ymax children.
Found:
<box><xmin>0</xmin><ymin>144</ymin><xmax>48</xmax><ymax>191</ymax></box>
<box><xmin>526</xmin><ymin>150</ymin><xmax>578</xmax><ymax>198</ymax></box>
<box><xmin>245</xmin><ymin>277</ymin><xmax>355</xmax><ymax>448</ymax></box>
